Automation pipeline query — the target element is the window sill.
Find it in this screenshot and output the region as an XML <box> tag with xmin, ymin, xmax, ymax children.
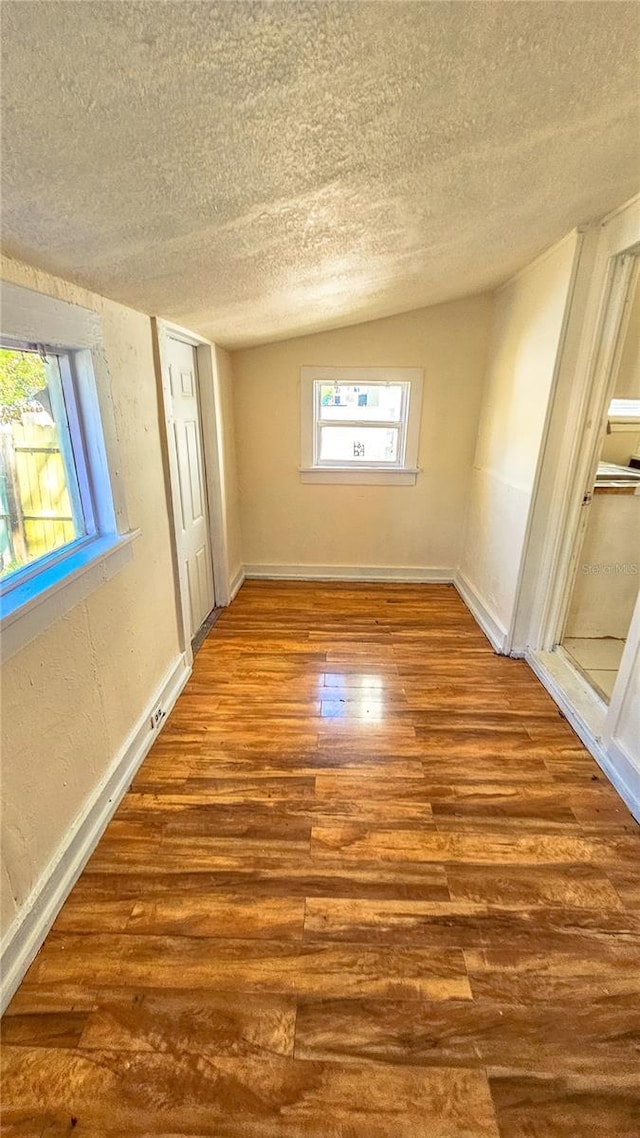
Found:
<box><xmin>0</xmin><ymin>531</ymin><xmax>140</xmax><ymax>662</ymax></box>
<box><xmin>299</xmin><ymin>467</ymin><xmax>420</xmax><ymax>486</ymax></box>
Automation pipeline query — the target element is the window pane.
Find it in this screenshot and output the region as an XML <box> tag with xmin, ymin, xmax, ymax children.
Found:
<box><xmin>0</xmin><ymin>348</ymin><xmax>84</xmax><ymax>580</ymax></box>
<box><xmin>319</xmin><ymin>425</ymin><xmax>399</xmax><ymax>463</ymax></box>
<box><xmin>319</xmin><ymin>382</ymin><xmax>404</xmax><ymax>422</ymax></box>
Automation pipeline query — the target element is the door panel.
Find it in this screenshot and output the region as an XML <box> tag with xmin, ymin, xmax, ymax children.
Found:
<box><xmin>184</xmin><ymin>420</ymin><xmax>204</xmax><ymax>521</ymax></box>
<box><xmin>167</xmin><ymin>336</ymin><xmax>214</xmax><ymax>638</ymax></box>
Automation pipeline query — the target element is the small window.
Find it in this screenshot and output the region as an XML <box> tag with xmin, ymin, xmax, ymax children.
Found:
<box><xmin>0</xmin><ymin>344</ymin><xmax>88</xmax><ymax>581</ymax></box>
<box><xmin>300</xmin><ymin>366</ymin><xmax>423</xmax><ymax>484</ymax></box>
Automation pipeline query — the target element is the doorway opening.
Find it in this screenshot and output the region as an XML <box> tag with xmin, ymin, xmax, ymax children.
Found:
<box><xmin>154</xmin><ymin>321</ymin><xmax>227</xmax><ymax>660</ymax></box>
<box><xmin>519</xmin><ymin>200</ymin><xmax>640</xmax><ymax>821</ymax></box>
<box><xmin>561</xmin><ymin>267</ymin><xmax>640</xmax><ymax>702</ymax></box>
<box><xmin>165</xmin><ymin>333</ymin><xmax>216</xmax><ymax>645</ymax></box>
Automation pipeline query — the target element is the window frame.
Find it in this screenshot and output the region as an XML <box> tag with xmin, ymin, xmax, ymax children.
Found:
<box><xmin>0</xmin><ymin>281</ymin><xmax>139</xmax><ymax>662</ymax></box>
<box><xmin>300</xmin><ymin>366</ymin><xmax>423</xmax><ymax>485</ymax></box>
<box><xmin>0</xmin><ymin>338</ymin><xmax>94</xmax><ymax>589</ymax></box>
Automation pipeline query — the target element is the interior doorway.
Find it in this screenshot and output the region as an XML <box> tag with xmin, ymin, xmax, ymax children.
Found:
<box><xmin>518</xmin><ymin>197</ymin><xmax>640</xmax><ymax>821</ymax></box>
<box><xmin>561</xmin><ymin>267</ymin><xmax>640</xmax><ymax>701</ymax></box>
<box><xmin>155</xmin><ymin>322</ymin><xmax>219</xmax><ymax>653</ymax></box>
<box><xmin>165</xmin><ymin>333</ymin><xmax>216</xmax><ymax>641</ymax></box>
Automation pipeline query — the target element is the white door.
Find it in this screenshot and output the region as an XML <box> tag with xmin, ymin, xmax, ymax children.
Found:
<box><xmin>166</xmin><ymin>335</ymin><xmax>215</xmax><ymax>638</ymax></box>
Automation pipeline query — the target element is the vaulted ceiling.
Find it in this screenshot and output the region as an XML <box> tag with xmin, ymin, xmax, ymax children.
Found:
<box><xmin>2</xmin><ymin>1</ymin><xmax>639</xmax><ymax>348</ymax></box>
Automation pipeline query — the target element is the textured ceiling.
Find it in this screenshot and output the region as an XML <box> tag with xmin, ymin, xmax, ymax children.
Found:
<box><xmin>1</xmin><ymin>1</ymin><xmax>639</xmax><ymax>349</ymax></box>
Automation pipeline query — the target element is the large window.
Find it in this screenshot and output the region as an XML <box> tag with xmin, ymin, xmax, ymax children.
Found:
<box><xmin>0</xmin><ymin>280</ymin><xmax>137</xmax><ymax>662</ymax></box>
<box><xmin>0</xmin><ymin>344</ymin><xmax>87</xmax><ymax>580</ymax></box>
<box><xmin>300</xmin><ymin>366</ymin><xmax>423</xmax><ymax>484</ymax></box>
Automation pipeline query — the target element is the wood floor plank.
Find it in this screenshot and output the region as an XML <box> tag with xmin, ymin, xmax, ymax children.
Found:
<box><xmin>71</xmin><ymin>861</ymin><xmax>451</xmax><ymax>901</ymax></box>
<box><xmin>446</xmin><ymin>865</ymin><xmax>624</xmax><ymax>909</ymax></box>
<box><xmin>294</xmin><ymin>995</ymin><xmax>640</xmax><ymax>1073</ymax></box>
<box><xmin>488</xmin><ymin>1073</ymin><xmax>640</xmax><ymax>1138</ymax></box>
<box><xmin>22</xmin><ymin>932</ymin><xmax>471</xmax><ymax>1000</ymax></box>
<box><xmin>310</xmin><ymin>824</ymin><xmax>605</xmax><ymax>865</ymax></box>
<box><xmin>464</xmin><ymin>946</ymin><xmax>640</xmax><ymax>978</ymax></box>
<box><xmin>125</xmin><ymin>895</ymin><xmax>306</xmax><ymax>939</ymax></box>
<box><xmin>1</xmin><ymin>1050</ymin><xmax>500</xmax><ymax>1137</ymax></box>
<box><xmin>2</xmin><ymin>581</ymin><xmax>638</xmax><ymax>1135</ymax></box>
<box><xmin>54</xmin><ymin>895</ymin><xmax>306</xmax><ymax>939</ymax></box>
<box><xmin>303</xmin><ymin>896</ymin><xmax>640</xmax><ymax>952</ymax></box>
<box><xmin>3</xmin><ymin>987</ymin><xmax>296</xmax><ymax>1060</ymax></box>
<box><xmin>78</xmin><ymin>989</ymin><xmax>297</xmax><ymax>1059</ymax></box>
<box><xmin>1</xmin><ymin>1009</ymin><xmax>88</xmax><ymax>1050</ymax></box>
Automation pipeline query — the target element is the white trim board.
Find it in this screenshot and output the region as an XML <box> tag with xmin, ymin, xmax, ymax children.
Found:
<box><xmin>0</xmin><ymin>280</ymin><xmax>101</xmax><ymax>349</ymax></box>
<box><xmin>299</xmin><ymin>468</ymin><xmax>419</xmax><ymax>485</ymax></box>
<box><xmin>243</xmin><ymin>565</ymin><xmax>455</xmax><ymax>583</ymax></box>
<box><xmin>454</xmin><ymin>573</ymin><xmax>509</xmax><ymax>654</ymax></box>
<box><xmin>0</xmin><ymin>652</ymin><xmax>191</xmax><ymax>1014</ymax></box>
<box><xmin>527</xmin><ymin>648</ymin><xmax>640</xmax><ymax>823</ymax></box>
<box><xmin>228</xmin><ymin>565</ymin><xmax>246</xmax><ymax>601</ymax></box>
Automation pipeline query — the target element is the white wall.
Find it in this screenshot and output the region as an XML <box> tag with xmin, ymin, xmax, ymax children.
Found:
<box><xmin>0</xmin><ymin>258</ymin><xmax>183</xmax><ymax>958</ymax></box>
<box><xmin>459</xmin><ymin>232</ymin><xmax>580</xmax><ymax>642</ymax></box>
<box><xmin>231</xmin><ymin>296</ymin><xmax>493</xmax><ymax>577</ymax></box>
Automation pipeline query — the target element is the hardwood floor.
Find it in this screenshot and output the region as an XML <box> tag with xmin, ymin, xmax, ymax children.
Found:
<box><xmin>2</xmin><ymin>581</ymin><xmax>639</xmax><ymax>1137</ymax></box>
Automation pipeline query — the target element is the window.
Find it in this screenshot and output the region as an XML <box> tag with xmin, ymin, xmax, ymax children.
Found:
<box><xmin>300</xmin><ymin>366</ymin><xmax>423</xmax><ymax>484</ymax></box>
<box><xmin>1</xmin><ymin>344</ymin><xmax>87</xmax><ymax>579</ymax></box>
<box><xmin>0</xmin><ymin>281</ymin><xmax>138</xmax><ymax>662</ymax></box>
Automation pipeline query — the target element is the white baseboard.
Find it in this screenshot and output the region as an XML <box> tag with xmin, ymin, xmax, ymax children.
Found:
<box><xmin>244</xmin><ymin>564</ymin><xmax>455</xmax><ymax>583</ymax></box>
<box><xmin>0</xmin><ymin>652</ymin><xmax>191</xmax><ymax>1013</ymax></box>
<box><xmin>526</xmin><ymin>648</ymin><xmax>640</xmax><ymax>823</ymax></box>
<box><xmin>228</xmin><ymin>565</ymin><xmax>246</xmax><ymax>602</ymax></box>
<box><xmin>454</xmin><ymin>572</ymin><xmax>509</xmax><ymax>654</ymax></box>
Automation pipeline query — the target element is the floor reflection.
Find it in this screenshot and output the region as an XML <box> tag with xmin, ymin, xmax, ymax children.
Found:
<box><xmin>319</xmin><ymin>674</ymin><xmax>387</xmax><ymax>721</ymax></box>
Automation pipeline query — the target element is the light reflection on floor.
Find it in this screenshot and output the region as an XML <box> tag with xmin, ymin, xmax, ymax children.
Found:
<box><xmin>319</xmin><ymin>673</ymin><xmax>387</xmax><ymax>721</ymax></box>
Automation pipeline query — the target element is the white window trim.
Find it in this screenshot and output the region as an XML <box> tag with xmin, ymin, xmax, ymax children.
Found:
<box><xmin>300</xmin><ymin>366</ymin><xmax>423</xmax><ymax>485</ymax></box>
<box><xmin>0</xmin><ymin>281</ymin><xmax>139</xmax><ymax>661</ymax></box>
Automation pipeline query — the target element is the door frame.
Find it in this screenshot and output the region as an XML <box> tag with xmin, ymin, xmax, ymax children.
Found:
<box><xmin>516</xmin><ymin>195</ymin><xmax>640</xmax><ymax>819</ymax></box>
<box><xmin>542</xmin><ymin>243</ymin><xmax>639</xmax><ymax>651</ymax></box>
<box><xmin>153</xmin><ymin>318</ymin><xmax>232</xmax><ymax>660</ymax></box>
<box><xmin>511</xmin><ymin>198</ymin><xmax>640</xmax><ymax>655</ymax></box>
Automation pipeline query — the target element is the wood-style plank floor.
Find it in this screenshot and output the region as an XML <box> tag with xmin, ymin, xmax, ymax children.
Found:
<box><xmin>2</xmin><ymin>582</ymin><xmax>640</xmax><ymax>1137</ymax></box>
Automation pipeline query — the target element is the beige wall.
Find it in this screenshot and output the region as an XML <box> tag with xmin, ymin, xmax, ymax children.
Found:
<box><xmin>231</xmin><ymin>296</ymin><xmax>493</xmax><ymax>574</ymax></box>
<box><xmin>459</xmin><ymin>233</ymin><xmax>580</xmax><ymax>638</ymax></box>
<box><xmin>1</xmin><ymin>257</ymin><xmax>182</xmax><ymax>941</ymax></box>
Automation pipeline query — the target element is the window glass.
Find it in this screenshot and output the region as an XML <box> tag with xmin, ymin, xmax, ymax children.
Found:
<box><xmin>0</xmin><ymin>347</ymin><xmax>84</xmax><ymax>580</ymax></box>
<box><xmin>319</xmin><ymin>425</ymin><xmax>399</xmax><ymax>464</ymax></box>
<box><xmin>319</xmin><ymin>382</ymin><xmax>404</xmax><ymax>423</ymax></box>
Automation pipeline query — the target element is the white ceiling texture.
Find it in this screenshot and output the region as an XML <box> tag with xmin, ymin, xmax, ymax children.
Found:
<box><xmin>1</xmin><ymin>1</ymin><xmax>639</xmax><ymax>347</ymax></box>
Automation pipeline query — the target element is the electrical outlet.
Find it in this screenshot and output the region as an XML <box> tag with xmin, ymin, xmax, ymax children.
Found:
<box><xmin>150</xmin><ymin>704</ymin><xmax>165</xmax><ymax>731</ymax></box>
